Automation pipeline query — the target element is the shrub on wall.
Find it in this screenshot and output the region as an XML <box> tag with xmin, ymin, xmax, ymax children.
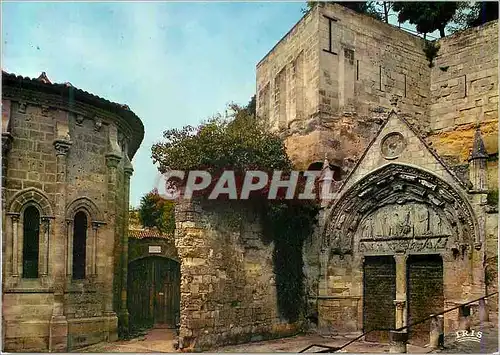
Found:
<box><xmin>151</xmin><ymin>100</ymin><xmax>320</xmax><ymax>322</ymax></box>
<box><xmin>138</xmin><ymin>189</ymin><xmax>175</xmax><ymax>234</ymax></box>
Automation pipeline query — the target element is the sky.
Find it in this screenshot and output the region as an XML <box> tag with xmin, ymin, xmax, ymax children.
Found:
<box><xmin>2</xmin><ymin>1</ymin><xmax>306</xmax><ymax>207</ymax></box>
<box><xmin>2</xmin><ymin>1</ymin><xmax>440</xmax><ymax>208</ymax></box>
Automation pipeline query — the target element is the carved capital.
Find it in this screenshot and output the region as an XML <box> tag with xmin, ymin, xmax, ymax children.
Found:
<box><xmin>91</xmin><ymin>221</ymin><xmax>106</xmax><ymax>230</ymax></box>
<box><xmin>94</xmin><ymin>116</ymin><xmax>102</xmax><ymax>131</ymax></box>
<box><xmin>2</xmin><ymin>132</ymin><xmax>14</xmax><ymax>155</ymax></box>
<box><xmin>393</xmin><ymin>299</ymin><xmax>406</xmax><ymax>310</ymax></box>
<box><xmin>53</xmin><ymin>138</ymin><xmax>72</xmax><ymax>156</ymax></box>
<box><xmin>41</xmin><ymin>105</ymin><xmax>51</xmax><ymax>116</ymax></box>
<box><xmin>18</xmin><ymin>101</ymin><xmax>27</xmax><ymax>114</ymax></box>
<box><xmin>105</xmin><ymin>152</ymin><xmax>122</xmax><ymax>168</ymax></box>
<box><xmin>7</xmin><ymin>212</ymin><xmax>20</xmax><ymax>222</ymax></box>
<box><xmin>75</xmin><ymin>114</ymin><xmax>85</xmax><ymax>126</ymax></box>
<box><xmin>124</xmin><ymin>159</ymin><xmax>134</xmax><ymax>177</ymax></box>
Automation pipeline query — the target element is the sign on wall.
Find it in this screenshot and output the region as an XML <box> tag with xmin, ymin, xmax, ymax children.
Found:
<box><xmin>149</xmin><ymin>245</ymin><xmax>162</xmax><ymax>254</ymax></box>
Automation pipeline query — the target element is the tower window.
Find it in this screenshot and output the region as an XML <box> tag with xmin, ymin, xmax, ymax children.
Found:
<box><xmin>22</xmin><ymin>206</ymin><xmax>40</xmax><ymax>278</ymax></box>
<box><xmin>72</xmin><ymin>211</ymin><xmax>87</xmax><ymax>280</ymax></box>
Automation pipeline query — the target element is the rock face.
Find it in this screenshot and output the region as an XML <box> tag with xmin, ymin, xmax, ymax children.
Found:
<box><xmin>256</xmin><ymin>2</ymin><xmax>498</xmax><ymax>344</ymax></box>
<box><xmin>1</xmin><ymin>72</ymin><xmax>144</xmax><ymax>352</ymax></box>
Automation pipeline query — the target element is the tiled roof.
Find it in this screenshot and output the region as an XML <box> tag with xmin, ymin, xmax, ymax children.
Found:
<box><xmin>128</xmin><ymin>227</ymin><xmax>173</xmax><ymax>240</ymax></box>
<box><xmin>2</xmin><ymin>70</ymin><xmax>144</xmax><ymax>158</ymax></box>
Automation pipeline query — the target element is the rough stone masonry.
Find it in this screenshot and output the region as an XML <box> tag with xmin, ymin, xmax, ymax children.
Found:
<box><xmin>1</xmin><ymin>71</ymin><xmax>144</xmax><ymax>352</ymax></box>
<box><xmin>256</xmin><ymin>2</ymin><xmax>498</xmax><ymax>348</ymax></box>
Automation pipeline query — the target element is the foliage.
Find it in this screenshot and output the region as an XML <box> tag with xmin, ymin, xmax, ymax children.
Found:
<box><xmin>152</xmin><ymin>101</ymin><xmax>293</xmax><ymax>189</ymax></box>
<box><xmin>303</xmin><ymin>1</ymin><xmax>384</xmax><ymax>21</ymax></box>
<box><xmin>246</xmin><ymin>95</ymin><xmax>256</xmax><ymax>117</ymax></box>
<box><xmin>423</xmin><ymin>40</ymin><xmax>440</xmax><ymax>68</ymax></box>
<box><xmin>448</xmin><ymin>2</ymin><xmax>499</xmax><ymax>33</ymax></box>
<box><xmin>262</xmin><ymin>201</ymin><xmax>319</xmax><ymax>322</ymax></box>
<box><xmin>487</xmin><ymin>189</ymin><xmax>498</xmax><ymax>207</ymax></box>
<box><xmin>129</xmin><ymin>208</ymin><xmax>141</xmax><ymax>228</ymax></box>
<box><xmin>392</xmin><ymin>2</ymin><xmax>458</xmax><ymax>38</ymax></box>
<box><xmin>152</xmin><ymin>98</ymin><xmax>320</xmax><ymax>322</ymax></box>
<box><xmin>138</xmin><ymin>189</ymin><xmax>176</xmax><ymax>234</ymax></box>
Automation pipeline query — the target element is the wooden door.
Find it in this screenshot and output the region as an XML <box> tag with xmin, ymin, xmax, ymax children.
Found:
<box><xmin>153</xmin><ymin>258</ymin><xmax>180</xmax><ymax>327</ymax></box>
<box><xmin>407</xmin><ymin>254</ymin><xmax>444</xmax><ymax>346</ymax></box>
<box><xmin>363</xmin><ymin>256</ymin><xmax>396</xmax><ymax>343</ymax></box>
<box><xmin>128</xmin><ymin>256</ymin><xmax>180</xmax><ymax>329</ymax></box>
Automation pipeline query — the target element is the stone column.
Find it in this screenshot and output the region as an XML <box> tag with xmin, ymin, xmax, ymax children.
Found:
<box><xmin>393</xmin><ymin>253</ymin><xmax>408</xmax><ymax>327</ymax></box>
<box><xmin>394</xmin><ymin>300</ymin><xmax>406</xmax><ymax>330</ymax></box>
<box><xmin>119</xmin><ymin>161</ymin><xmax>133</xmax><ymax>336</ymax></box>
<box><xmin>91</xmin><ymin>222</ymin><xmax>100</xmax><ymax>276</ymax></box>
<box><xmin>9</xmin><ymin>213</ymin><xmax>20</xmax><ymax>278</ymax></box>
<box><xmin>49</xmin><ymin>135</ymin><xmax>72</xmax><ymax>352</ymax></box>
<box><xmin>2</xmin><ymin>132</ymin><xmax>13</xmax><ymax>203</ymax></box>
<box><xmin>458</xmin><ymin>305</ymin><xmax>471</xmax><ymax>331</ymax></box>
<box><xmin>389</xmin><ymin>330</ymin><xmax>408</xmax><ymax>353</ymax></box>
<box><xmin>105</xmin><ymin>152</ymin><xmax>121</xmax><ymax>340</ymax></box>
<box><xmin>66</xmin><ymin>220</ymin><xmax>73</xmax><ymax>278</ymax></box>
<box><xmin>479</xmin><ymin>298</ymin><xmax>489</xmax><ymax>322</ymax></box>
<box><xmin>429</xmin><ymin>314</ymin><xmax>444</xmax><ymax>349</ymax></box>
<box><xmin>40</xmin><ymin>216</ymin><xmax>53</xmax><ymax>278</ymax></box>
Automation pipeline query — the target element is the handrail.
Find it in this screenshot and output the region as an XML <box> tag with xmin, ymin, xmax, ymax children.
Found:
<box><xmin>299</xmin><ymin>292</ymin><xmax>498</xmax><ymax>353</ymax></box>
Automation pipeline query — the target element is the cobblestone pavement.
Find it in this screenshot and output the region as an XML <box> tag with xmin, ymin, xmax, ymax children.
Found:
<box><xmin>77</xmin><ymin>329</ymin><xmax>431</xmax><ymax>353</ymax></box>
<box><xmin>76</xmin><ymin>328</ymin><xmax>177</xmax><ymax>353</ymax></box>
<box><xmin>212</xmin><ymin>332</ymin><xmax>430</xmax><ymax>353</ymax></box>
<box><xmin>435</xmin><ymin>321</ymin><xmax>498</xmax><ymax>354</ymax></box>
<box><xmin>76</xmin><ymin>324</ymin><xmax>498</xmax><ymax>354</ymax></box>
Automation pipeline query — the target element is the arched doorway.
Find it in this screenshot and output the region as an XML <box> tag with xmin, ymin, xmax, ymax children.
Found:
<box><xmin>321</xmin><ymin>164</ymin><xmax>480</xmax><ymax>344</ymax></box>
<box><xmin>127</xmin><ymin>256</ymin><xmax>180</xmax><ymax>330</ymax></box>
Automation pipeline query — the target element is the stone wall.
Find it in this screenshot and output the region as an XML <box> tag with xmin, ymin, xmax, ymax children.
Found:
<box><xmin>1</xmin><ymin>72</ymin><xmax>143</xmax><ymax>351</ymax></box>
<box><xmin>256</xmin><ymin>4</ymin><xmax>498</xmax><ymax>184</ymax></box>
<box><xmin>428</xmin><ymin>21</ymin><xmax>498</xmax><ymax>190</ymax></box>
<box><xmin>256</xmin><ymin>5</ymin><xmax>320</xmax><ymax>133</ymax></box>
<box><xmin>256</xmin><ymin>3</ymin><xmax>432</xmax><ymax>171</ymax></box>
<box><xmin>174</xmin><ymin>199</ymin><xmax>301</xmax><ymax>351</ymax></box>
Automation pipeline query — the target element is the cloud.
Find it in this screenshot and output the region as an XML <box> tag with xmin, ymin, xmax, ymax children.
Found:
<box><xmin>2</xmin><ymin>2</ymin><xmax>304</xmax><ymax>207</ymax></box>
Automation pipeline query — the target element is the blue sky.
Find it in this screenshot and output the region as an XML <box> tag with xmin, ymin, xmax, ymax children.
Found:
<box><xmin>3</xmin><ymin>2</ymin><xmax>441</xmax><ymax>207</ymax></box>
<box><xmin>2</xmin><ymin>1</ymin><xmax>305</xmax><ymax>207</ymax></box>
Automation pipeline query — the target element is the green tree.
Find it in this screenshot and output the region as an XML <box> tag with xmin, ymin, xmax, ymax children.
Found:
<box><xmin>392</xmin><ymin>2</ymin><xmax>458</xmax><ymax>38</ymax></box>
<box><xmin>303</xmin><ymin>1</ymin><xmax>383</xmax><ymax>21</ymax></box>
<box><xmin>448</xmin><ymin>1</ymin><xmax>498</xmax><ymax>33</ymax></box>
<box><xmin>138</xmin><ymin>189</ymin><xmax>175</xmax><ymax>234</ymax></box>
<box><xmin>152</xmin><ymin>101</ymin><xmax>292</xmax><ymax>180</ymax></box>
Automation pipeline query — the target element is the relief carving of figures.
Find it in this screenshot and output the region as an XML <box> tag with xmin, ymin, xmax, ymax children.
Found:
<box><xmin>323</xmin><ymin>164</ymin><xmax>479</xmax><ymax>254</ymax></box>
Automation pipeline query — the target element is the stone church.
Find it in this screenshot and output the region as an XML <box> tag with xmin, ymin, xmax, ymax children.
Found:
<box><xmin>1</xmin><ymin>71</ymin><xmax>144</xmax><ymax>351</ymax></box>
<box><xmin>256</xmin><ymin>2</ymin><xmax>498</xmax><ymax>346</ymax></box>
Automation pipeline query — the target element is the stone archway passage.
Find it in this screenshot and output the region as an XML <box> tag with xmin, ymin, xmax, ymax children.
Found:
<box><xmin>127</xmin><ymin>256</ymin><xmax>180</xmax><ymax>330</ymax></box>
<box><xmin>407</xmin><ymin>254</ymin><xmax>444</xmax><ymax>346</ymax></box>
<box><xmin>363</xmin><ymin>256</ymin><xmax>396</xmax><ymax>343</ymax></box>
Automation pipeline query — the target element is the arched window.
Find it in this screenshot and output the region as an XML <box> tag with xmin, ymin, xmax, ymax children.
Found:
<box><xmin>72</xmin><ymin>211</ymin><xmax>87</xmax><ymax>280</ymax></box>
<box><xmin>23</xmin><ymin>206</ymin><xmax>40</xmax><ymax>278</ymax></box>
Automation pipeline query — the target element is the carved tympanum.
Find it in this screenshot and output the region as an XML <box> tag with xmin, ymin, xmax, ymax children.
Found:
<box><xmin>323</xmin><ymin>164</ymin><xmax>478</xmax><ymax>255</ymax></box>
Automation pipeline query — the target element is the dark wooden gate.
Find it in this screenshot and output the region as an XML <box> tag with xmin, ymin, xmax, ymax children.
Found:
<box><xmin>128</xmin><ymin>256</ymin><xmax>180</xmax><ymax>329</ymax></box>
<box><xmin>407</xmin><ymin>254</ymin><xmax>444</xmax><ymax>346</ymax></box>
<box><xmin>363</xmin><ymin>256</ymin><xmax>396</xmax><ymax>343</ymax></box>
